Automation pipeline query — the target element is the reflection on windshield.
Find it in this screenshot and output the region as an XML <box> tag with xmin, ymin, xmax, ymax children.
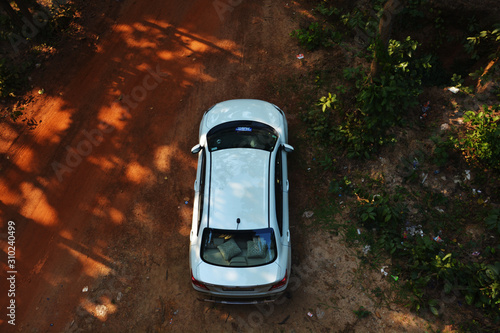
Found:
<box><xmin>207</xmin><ymin>121</ymin><xmax>278</xmax><ymax>152</ymax></box>
<box><xmin>201</xmin><ymin>228</ymin><xmax>277</xmax><ymax>267</ymax></box>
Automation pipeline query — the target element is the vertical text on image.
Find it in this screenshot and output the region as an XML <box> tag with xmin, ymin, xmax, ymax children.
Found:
<box><xmin>6</xmin><ymin>220</ymin><xmax>17</xmax><ymax>325</ymax></box>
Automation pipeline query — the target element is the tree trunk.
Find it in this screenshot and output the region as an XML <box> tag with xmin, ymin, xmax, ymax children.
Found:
<box><xmin>370</xmin><ymin>0</ymin><xmax>406</xmax><ymax>80</ymax></box>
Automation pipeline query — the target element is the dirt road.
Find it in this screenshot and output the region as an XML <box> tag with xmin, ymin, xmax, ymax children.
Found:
<box><xmin>0</xmin><ymin>0</ymin><xmax>296</xmax><ymax>331</ymax></box>
<box><xmin>1</xmin><ymin>1</ymin><xmax>441</xmax><ymax>332</ymax></box>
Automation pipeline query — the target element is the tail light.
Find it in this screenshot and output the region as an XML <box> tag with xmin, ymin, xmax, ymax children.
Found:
<box><xmin>191</xmin><ymin>270</ymin><xmax>209</xmax><ymax>290</ymax></box>
<box><xmin>269</xmin><ymin>270</ymin><xmax>287</xmax><ymax>291</ymax></box>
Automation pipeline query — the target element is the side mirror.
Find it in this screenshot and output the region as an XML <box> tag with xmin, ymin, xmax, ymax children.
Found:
<box><xmin>191</xmin><ymin>144</ymin><xmax>202</xmax><ymax>154</ymax></box>
<box><xmin>283</xmin><ymin>143</ymin><xmax>294</xmax><ymax>153</ymax></box>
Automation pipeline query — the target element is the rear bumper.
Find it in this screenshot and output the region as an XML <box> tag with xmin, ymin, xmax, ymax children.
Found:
<box><xmin>192</xmin><ymin>283</ymin><xmax>287</xmax><ymax>303</ymax></box>
<box><xmin>198</xmin><ymin>296</ymin><xmax>280</xmax><ymax>305</ymax></box>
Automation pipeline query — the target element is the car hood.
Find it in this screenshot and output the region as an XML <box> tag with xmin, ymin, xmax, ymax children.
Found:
<box><xmin>202</xmin><ymin>99</ymin><xmax>284</xmax><ymax>134</ymax></box>
<box><xmin>195</xmin><ymin>261</ymin><xmax>282</xmax><ymax>287</ymax></box>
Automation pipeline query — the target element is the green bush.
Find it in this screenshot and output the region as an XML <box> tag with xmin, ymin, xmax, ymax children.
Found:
<box><xmin>0</xmin><ymin>2</ymin><xmax>77</xmax><ymax>102</ymax></box>
<box><xmin>465</xmin><ymin>23</ymin><xmax>500</xmax><ymax>60</ymax></box>
<box><xmin>354</xmin><ymin>189</ymin><xmax>500</xmax><ymax>318</ymax></box>
<box><xmin>0</xmin><ymin>58</ymin><xmax>30</xmax><ymax>98</ymax></box>
<box><xmin>331</xmin><ymin>37</ymin><xmax>430</xmax><ymax>158</ymax></box>
<box><xmin>430</xmin><ymin>135</ymin><xmax>456</xmax><ymax>167</ymax></box>
<box><xmin>485</xmin><ymin>208</ymin><xmax>500</xmax><ymax>235</ymax></box>
<box><xmin>290</xmin><ymin>22</ymin><xmax>341</xmax><ymax>51</ymax></box>
<box><xmin>451</xmin><ymin>105</ymin><xmax>500</xmax><ymax>172</ymax></box>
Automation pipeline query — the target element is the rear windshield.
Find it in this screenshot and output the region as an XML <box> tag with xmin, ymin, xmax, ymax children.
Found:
<box><xmin>201</xmin><ymin>228</ymin><xmax>277</xmax><ymax>267</ymax></box>
<box><xmin>207</xmin><ymin>121</ymin><xmax>278</xmax><ymax>152</ymax></box>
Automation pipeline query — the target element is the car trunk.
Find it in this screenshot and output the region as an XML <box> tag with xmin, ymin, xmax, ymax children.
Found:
<box><xmin>195</xmin><ymin>261</ymin><xmax>282</xmax><ymax>290</ymax></box>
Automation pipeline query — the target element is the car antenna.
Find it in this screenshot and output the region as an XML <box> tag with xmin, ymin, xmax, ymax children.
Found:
<box><xmin>237</xmin><ymin>218</ymin><xmax>240</xmax><ymax>230</ymax></box>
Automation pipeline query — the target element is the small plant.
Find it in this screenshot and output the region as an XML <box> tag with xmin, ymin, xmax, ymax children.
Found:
<box><xmin>402</xmin><ymin>0</ymin><xmax>428</xmax><ymax>19</ymax></box>
<box><xmin>314</xmin><ymin>3</ymin><xmax>337</xmax><ymax>17</ymax></box>
<box><xmin>327</xmin><ymin>36</ymin><xmax>431</xmax><ymax>158</ymax></box>
<box><xmin>465</xmin><ymin>23</ymin><xmax>500</xmax><ymax>60</ymax></box>
<box><xmin>318</xmin><ymin>154</ymin><xmax>337</xmax><ymax>172</ymax></box>
<box><xmin>353</xmin><ymin>306</ymin><xmax>371</xmax><ymax>318</ymax></box>
<box><xmin>449</xmin><ymin>73</ymin><xmax>474</xmax><ymax>94</ymax></box>
<box><xmin>371</xmin><ymin>287</ymin><xmax>383</xmax><ymax>298</ymax></box>
<box><xmin>329</xmin><ymin>176</ymin><xmax>353</xmax><ymax>196</ymax></box>
<box><xmin>451</xmin><ymin>105</ymin><xmax>500</xmax><ymax>171</ymax></box>
<box><xmin>428</xmin><ymin>299</ymin><xmax>441</xmax><ymax>316</ymax></box>
<box><xmin>0</xmin><ymin>57</ymin><xmax>32</xmax><ymax>98</ymax></box>
<box><xmin>318</xmin><ymin>92</ymin><xmax>338</xmax><ymax>112</ymax></box>
<box><xmin>430</xmin><ymin>136</ymin><xmax>453</xmax><ymax>167</ymax></box>
<box><xmin>485</xmin><ymin>208</ymin><xmax>500</xmax><ymax>234</ymax></box>
<box><xmin>290</xmin><ymin>22</ymin><xmax>341</xmax><ymax>51</ymax></box>
<box><xmin>357</xmin><ymin>192</ymin><xmax>405</xmax><ymax>229</ymax></box>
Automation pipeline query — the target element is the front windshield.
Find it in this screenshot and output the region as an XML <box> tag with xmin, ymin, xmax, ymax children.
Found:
<box><xmin>201</xmin><ymin>228</ymin><xmax>277</xmax><ymax>267</ymax></box>
<box><xmin>207</xmin><ymin>121</ymin><xmax>278</xmax><ymax>152</ymax></box>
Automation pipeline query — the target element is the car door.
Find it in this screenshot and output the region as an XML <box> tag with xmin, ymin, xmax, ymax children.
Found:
<box><xmin>191</xmin><ymin>148</ymin><xmax>206</xmax><ymax>244</ymax></box>
<box><xmin>275</xmin><ymin>146</ymin><xmax>291</xmax><ymax>266</ymax></box>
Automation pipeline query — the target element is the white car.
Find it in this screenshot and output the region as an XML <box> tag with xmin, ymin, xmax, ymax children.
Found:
<box><xmin>189</xmin><ymin>99</ymin><xmax>293</xmax><ymax>304</ymax></box>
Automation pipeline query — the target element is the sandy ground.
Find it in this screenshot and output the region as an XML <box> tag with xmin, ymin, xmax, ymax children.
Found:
<box><xmin>0</xmin><ymin>1</ymin><xmax>454</xmax><ymax>332</ymax></box>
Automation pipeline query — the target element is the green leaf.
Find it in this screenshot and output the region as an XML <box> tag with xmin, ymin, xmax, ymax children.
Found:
<box><xmin>429</xmin><ymin>306</ymin><xmax>439</xmax><ymax>316</ymax></box>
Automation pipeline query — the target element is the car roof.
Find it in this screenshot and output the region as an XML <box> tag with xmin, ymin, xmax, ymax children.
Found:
<box><xmin>202</xmin><ymin>99</ymin><xmax>284</xmax><ymax>135</ymax></box>
<box><xmin>208</xmin><ymin>148</ymin><xmax>270</xmax><ymax>230</ymax></box>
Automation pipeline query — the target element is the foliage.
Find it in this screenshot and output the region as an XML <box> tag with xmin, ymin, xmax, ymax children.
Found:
<box><xmin>464</xmin><ymin>24</ymin><xmax>500</xmax><ymax>60</ymax></box>
<box><xmin>290</xmin><ymin>22</ymin><xmax>341</xmax><ymax>51</ymax></box>
<box><xmin>352</xmin><ymin>187</ymin><xmax>500</xmax><ymax>319</ymax></box>
<box><xmin>449</xmin><ymin>73</ymin><xmax>474</xmax><ymax>94</ymax></box>
<box><xmin>339</xmin><ymin>37</ymin><xmax>430</xmax><ymax>158</ymax></box>
<box><xmin>463</xmin><ymin>23</ymin><xmax>500</xmax><ymax>90</ymax></box>
<box><xmin>46</xmin><ymin>2</ymin><xmax>77</xmax><ymax>34</ymax></box>
<box><xmin>340</xmin><ymin>7</ymin><xmax>375</xmax><ymax>33</ymax></box>
<box><xmin>0</xmin><ymin>57</ymin><xmax>31</xmax><ymax>98</ymax></box>
<box><xmin>485</xmin><ymin>209</ymin><xmax>500</xmax><ymax>235</ymax></box>
<box><xmin>313</xmin><ymin>2</ymin><xmax>337</xmax><ymax>18</ymax></box>
<box><xmin>303</xmin><ymin>36</ymin><xmax>432</xmax><ymax>158</ymax></box>
<box><xmin>430</xmin><ymin>136</ymin><xmax>453</xmax><ymax>167</ymax></box>
<box><xmin>294</xmin><ymin>0</ymin><xmax>500</xmax><ymax>326</ymax></box>
<box><xmin>431</xmin><ymin>255</ymin><xmax>500</xmax><ymax>315</ymax></box>
<box><xmin>0</xmin><ymin>1</ymin><xmax>75</xmax><ymax>42</ymax></box>
<box><xmin>356</xmin><ymin>190</ymin><xmax>407</xmax><ymax>253</ymax></box>
<box><xmin>357</xmin><ymin>191</ymin><xmax>405</xmax><ymax>230</ymax></box>
<box><xmin>318</xmin><ymin>92</ymin><xmax>338</xmax><ymax>112</ymax></box>
<box><xmin>377</xmin><ymin>36</ymin><xmax>432</xmax><ymax>88</ymax></box>
<box><xmin>296</xmin><ymin>0</ymin><xmax>434</xmax><ymax>158</ymax></box>
<box><xmin>400</xmin><ymin>0</ymin><xmax>429</xmax><ymax>20</ymax></box>
<box><xmin>329</xmin><ymin>175</ymin><xmax>353</xmax><ymax>196</ymax></box>
<box><xmin>451</xmin><ymin>105</ymin><xmax>500</xmax><ymax>172</ymax></box>
<box><xmin>353</xmin><ymin>306</ymin><xmax>371</xmax><ymax>318</ymax></box>
<box><xmin>0</xmin><ymin>1</ymin><xmax>77</xmax><ymax>102</ymax></box>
